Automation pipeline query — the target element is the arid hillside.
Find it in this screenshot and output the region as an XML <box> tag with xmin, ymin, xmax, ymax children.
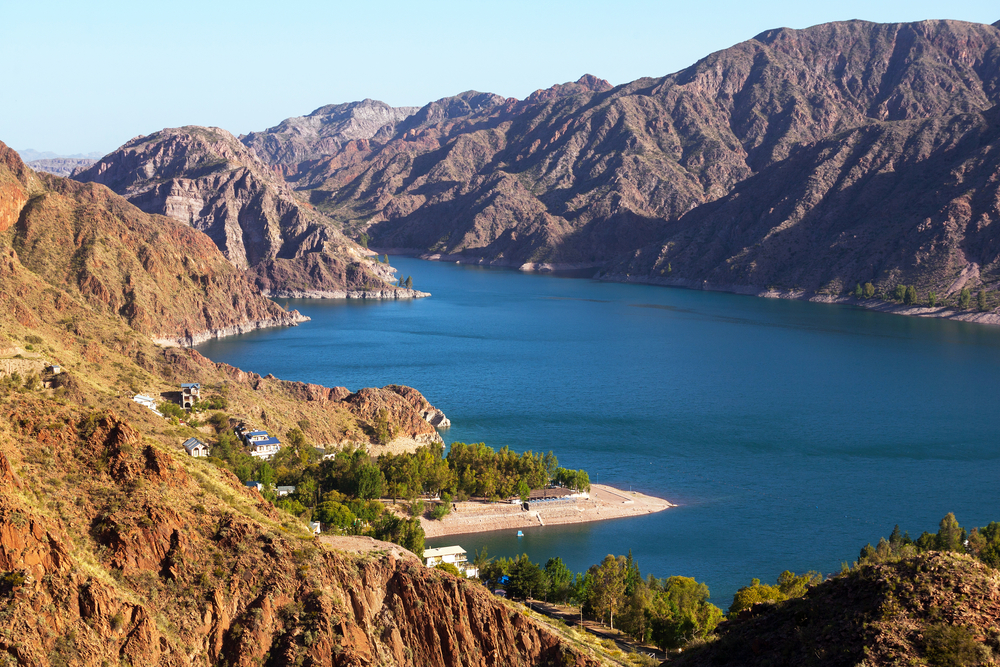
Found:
<box><xmin>675</xmin><ymin>552</ymin><xmax>1000</xmax><ymax>667</ymax></box>
<box><xmin>72</xmin><ymin>128</ymin><xmax>411</xmax><ymax>299</ymax></box>
<box><xmin>0</xmin><ymin>137</ymin><xmax>603</xmax><ymax>666</ymax></box>
<box><xmin>279</xmin><ymin>20</ymin><xmax>1000</xmax><ymax>309</ymax></box>
<box><xmin>0</xmin><ymin>140</ymin><xmax>304</xmax><ymax>346</ymax></box>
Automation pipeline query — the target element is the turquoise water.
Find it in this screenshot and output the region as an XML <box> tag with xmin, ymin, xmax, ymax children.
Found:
<box><xmin>197</xmin><ymin>256</ymin><xmax>1000</xmax><ymax>606</ymax></box>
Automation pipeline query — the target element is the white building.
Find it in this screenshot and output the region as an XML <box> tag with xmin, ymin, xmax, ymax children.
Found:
<box><xmin>424</xmin><ymin>546</ymin><xmax>478</xmax><ymax>578</ymax></box>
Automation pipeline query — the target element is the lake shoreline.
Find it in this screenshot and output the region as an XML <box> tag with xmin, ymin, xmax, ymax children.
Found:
<box><xmin>421</xmin><ymin>484</ymin><xmax>674</xmax><ymax>539</ymax></box>
<box><xmin>371</xmin><ymin>250</ymin><xmax>1000</xmax><ymax>328</ymax></box>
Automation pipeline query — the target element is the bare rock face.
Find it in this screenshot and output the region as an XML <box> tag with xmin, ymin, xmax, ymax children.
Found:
<box><xmin>242</xmin><ymin>98</ymin><xmax>421</xmax><ymax>166</ymax></box>
<box><xmin>282</xmin><ymin>20</ymin><xmax>1000</xmax><ymax>301</ymax></box>
<box><xmin>0</xmin><ymin>141</ymin><xmax>39</xmax><ymax>233</ymax></box>
<box><xmin>5</xmin><ymin>166</ymin><xmax>305</xmax><ymax>344</ymax></box>
<box><xmin>0</xmin><ymin>407</ymin><xmax>598</xmax><ymax>667</ymax></box>
<box><xmin>72</xmin><ymin>127</ymin><xmax>399</xmax><ymax>298</ymax></box>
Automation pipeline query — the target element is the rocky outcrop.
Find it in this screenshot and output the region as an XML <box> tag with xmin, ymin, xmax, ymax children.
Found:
<box><xmin>342</xmin><ymin>386</ymin><xmax>445</xmax><ymax>445</ymax></box>
<box><xmin>242</xmin><ymin>99</ymin><xmax>420</xmax><ymax>167</ymax></box>
<box><xmin>0</xmin><ymin>141</ymin><xmax>39</xmax><ymax>233</ymax></box>
<box><xmin>248</xmin><ymin>248</ymin><xmax>428</xmax><ymax>298</ymax></box>
<box><xmin>72</xmin><ymin>127</ymin><xmax>402</xmax><ymax>298</ymax></box>
<box><xmin>26</xmin><ymin>157</ymin><xmax>95</xmax><ymax>177</ymax></box>
<box><xmin>388</xmin><ymin>384</ymin><xmax>451</xmax><ymax>429</ymax></box>
<box><xmin>0</xmin><ymin>405</ymin><xmax>597</xmax><ymax>666</ymax></box>
<box><xmin>673</xmin><ymin>552</ymin><xmax>1000</xmax><ymax>667</ymax></box>
<box><xmin>5</xmin><ymin>168</ymin><xmax>304</xmax><ymax>343</ymax></box>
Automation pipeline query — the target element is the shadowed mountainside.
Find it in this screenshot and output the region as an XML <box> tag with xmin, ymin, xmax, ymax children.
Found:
<box><xmin>279</xmin><ymin>20</ymin><xmax>1000</xmax><ymax>310</ymax></box>
<box><xmin>674</xmin><ymin>552</ymin><xmax>1000</xmax><ymax>667</ymax></box>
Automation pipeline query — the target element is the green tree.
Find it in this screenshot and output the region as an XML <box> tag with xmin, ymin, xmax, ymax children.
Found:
<box><xmin>371</xmin><ymin>514</ymin><xmax>424</xmax><ymax>555</ymax></box>
<box><xmin>776</xmin><ymin>570</ymin><xmax>822</xmax><ymax>598</ymax></box>
<box><xmin>863</xmin><ymin>282</ymin><xmax>875</xmax><ymax>299</ymax></box>
<box><xmin>517</xmin><ymin>479</ymin><xmax>530</xmax><ymax>504</ymax></box>
<box><xmin>893</xmin><ymin>284</ymin><xmax>906</xmax><ymax>301</ymax></box>
<box><xmin>435</xmin><ymin>562</ymin><xmax>461</xmax><ymax>576</ymax></box>
<box><xmin>508</xmin><ymin>554</ymin><xmax>547</xmax><ymax>600</ymax></box>
<box><xmin>359</xmin><ymin>232</ymin><xmax>369</xmax><ymax>248</ymax></box>
<box><xmin>353</xmin><ymin>462</ymin><xmax>385</xmax><ymax>500</ymax></box>
<box><xmin>590</xmin><ymin>555</ymin><xmax>627</xmax><ymax>629</ymax></box>
<box><xmin>729</xmin><ymin>578</ymin><xmax>784</xmax><ymax>614</ymax></box>
<box><xmin>544</xmin><ymin>557</ymin><xmax>574</xmax><ymax>603</ymax></box>
<box><xmin>978</xmin><ymin>289</ymin><xmax>988</xmax><ymax>312</ymax></box>
<box><xmin>929</xmin><ymin>291</ymin><xmax>937</xmax><ymax>307</ymax></box>
<box><xmin>382</xmin><ymin>254</ymin><xmax>389</xmax><ymax>264</ymax></box>
<box><xmin>960</xmin><ymin>287</ymin><xmax>971</xmax><ymax>309</ymax></box>
<box><xmin>315</xmin><ymin>501</ymin><xmax>356</xmax><ymax>531</ymax></box>
<box><xmin>904</xmin><ymin>285</ymin><xmax>917</xmax><ymax>305</ymax></box>
<box><xmin>936</xmin><ymin>512</ymin><xmax>964</xmax><ymax>552</ymax></box>
<box><xmin>404</xmin><ymin>276</ymin><xmax>413</xmax><ymax>289</ymax></box>
<box><xmin>854</xmin><ymin>283</ymin><xmax>863</xmax><ymax>299</ymax></box>
<box><xmin>374</xmin><ymin>409</ymin><xmax>392</xmax><ymax>445</ymax></box>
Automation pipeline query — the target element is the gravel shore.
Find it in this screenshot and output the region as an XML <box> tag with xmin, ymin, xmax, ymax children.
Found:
<box><xmin>421</xmin><ymin>484</ymin><xmax>674</xmax><ymax>538</ymax></box>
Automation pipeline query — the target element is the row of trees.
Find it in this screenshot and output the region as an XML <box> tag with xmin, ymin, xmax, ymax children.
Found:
<box><xmin>477</xmin><ymin>551</ymin><xmax>721</xmax><ymax>653</ymax></box>
<box><xmin>854</xmin><ymin>283</ymin><xmax>992</xmax><ymax>311</ymax></box>
<box><xmin>728</xmin><ymin>570</ymin><xmax>823</xmax><ymax>614</ymax></box>
<box><xmin>378</xmin><ymin>442</ymin><xmax>589</xmax><ymax>503</ymax></box>
<box><xmin>857</xmin><ymin>512</ymin><xmax>1000</xmax><ymax>569</ymax></box>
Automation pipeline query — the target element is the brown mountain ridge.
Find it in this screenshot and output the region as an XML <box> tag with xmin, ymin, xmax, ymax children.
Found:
<box><xmin>72</xmin><ymin>128</ymin><xmax>420</xmax><ymax>300</ymax></box>
<box><xmin>241</xmin><ymin>18</ymin><xmax>1000</xmax><ymax>318</ymax></box>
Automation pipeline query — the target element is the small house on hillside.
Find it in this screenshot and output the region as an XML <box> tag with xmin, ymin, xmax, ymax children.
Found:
<box><xmin>249</xmin><ymin>436</ymin><xmax>281</xmax><ymax>459</ymax></box>
<box><xmin>182</xmin><ymin>437</ymin><xmax>209</xmax><ymax>457</ymax></box>
<box><xmin>181</xmin><ymin>383</ymin><xmax>201</xmax><ymax>409</ymax></box>
<box><xmin>133</xmin><ymin>394</ymin><xmax>163</xmax><ymax>417</ymax></box>
<box><xmin>309</xmin><ymin>521</ymin><xmax>321</xmax><ymax>535</ymax></box>
<box><xmin>276</xmin><ymin>486</ymin><xmax>295</xmax><ymax>497</ymax></box>
<box><xmin>424</xmin><ymin>546</ymin><xmax>478</xmax><ymax>578</ymax></box>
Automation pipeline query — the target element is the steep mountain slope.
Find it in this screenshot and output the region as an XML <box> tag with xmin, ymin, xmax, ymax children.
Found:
<box><xmin>675</xmin><ymin>552</ymin><xmax>1000</xmax><ymax>667</ymax></box>
<box><xmin>613</xmin><ymin>105</ymin><xmax>1000</xmax><ymax>299</ymax></box>
<box><xmin>0</xmin><ymin>401</ymin><xmax>592</xmax><ymax>666</ymax></box>
<box><xmin>0</xmin><ymin>138</ymin><xmax>599</xmax><ymax>666</ymax></box>
<box><xmin>285</xmin><ymin>20</ymin><xmax>1000</xmax><ymax>301</ymax></box>
<box><xmin>0</xmin><ymin>140</ymin><xmax>304</xmax><ymax>346</ymax></box>
<box><xmin>72</xmin><ymin>128</ymin><xmax>411</xmax><ymax>298</ymax></box>
<box><xmin>242</xmin><ymin>99</ymin><xmax>420</xmax><ymax>167</ymax></box>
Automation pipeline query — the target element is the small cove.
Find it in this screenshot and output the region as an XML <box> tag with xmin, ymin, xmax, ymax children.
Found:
<box><xmin>197</xmin><ymin>257</ymin><xmax>1000</xmax><ymax>605</ymax></box>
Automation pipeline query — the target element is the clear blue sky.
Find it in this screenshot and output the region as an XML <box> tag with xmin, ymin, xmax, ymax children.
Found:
<box><xmin>2</xmin><ymin>0</ymin><xmax>997</xmax><ymax>156</ymax></box>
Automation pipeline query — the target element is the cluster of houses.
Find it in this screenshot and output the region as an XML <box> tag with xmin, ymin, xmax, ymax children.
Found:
<box><xmin>235</xmin><ymin>423</ymin><xmax>282</xmax><ymax>459</ymax></box>
<box><xmin>423</xmin><ymin>546</ymin><xmax>478</xmax><ymax>578</ymax></box>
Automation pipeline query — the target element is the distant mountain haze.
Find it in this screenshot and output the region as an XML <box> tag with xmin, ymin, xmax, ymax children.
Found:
<box><xmin>77</xmin><ymin>19</ymin><xmax>1000</xmax><ymax>311</ymax></box>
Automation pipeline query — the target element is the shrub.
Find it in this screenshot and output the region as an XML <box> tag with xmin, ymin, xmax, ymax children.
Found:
<box><xmin>435</xmin><ymin>562</ymin><xmax>462</xmax><ymax>577</ymax></box>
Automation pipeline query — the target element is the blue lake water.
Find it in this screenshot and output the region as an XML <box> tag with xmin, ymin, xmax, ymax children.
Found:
<box><xmin>197</xmin><ymin>256</ymin><xmax>1000</xmax><ymax>606</ymax></box>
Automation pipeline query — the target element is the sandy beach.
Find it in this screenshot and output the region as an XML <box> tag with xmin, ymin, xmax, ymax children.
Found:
<box><xmin>420</xmin><ymin>484</ymin><xmax>674</xmax><ymax>538</ymax></box>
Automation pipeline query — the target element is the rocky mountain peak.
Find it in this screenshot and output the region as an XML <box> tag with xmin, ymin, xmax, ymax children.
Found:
<box><xmin>524</xmin><ymin>74</ymin><xmax>613</xmax><ymax>104</ymax></box>
<box><xmin>241</xmin><ymin>99</ymin><xmax>420</xmax><ymax>166</ymax></box>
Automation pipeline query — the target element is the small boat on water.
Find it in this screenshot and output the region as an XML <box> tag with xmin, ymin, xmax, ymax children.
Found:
<box><xmin>517</xmin><ymin>530</ymin><xmax>523</xmax><ymax>537</ymax></box>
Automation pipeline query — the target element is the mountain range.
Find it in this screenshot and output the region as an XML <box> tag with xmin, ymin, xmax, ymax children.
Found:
<box><xmin>5</xmin><ymin>16</ymin><xmax>1000</xmax><ymax>666</ymax></box>
<box><xmin>73</xmin><ymin>18</ymin><xmax>1000</xmax><ymax>320</ymax></box>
